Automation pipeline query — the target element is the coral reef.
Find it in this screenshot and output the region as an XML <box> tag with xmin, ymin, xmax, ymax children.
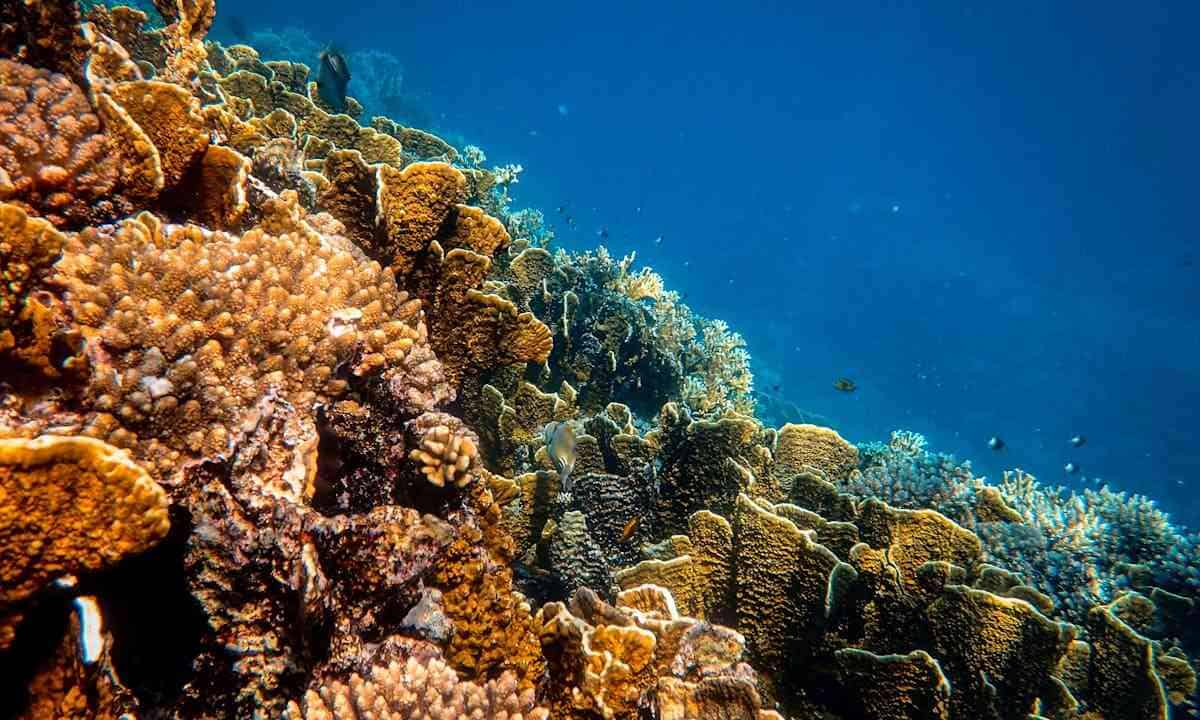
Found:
<box><xmin>0</xmin><ymin>6</ymin><xmax>1196</xmax><ymax>720</ymax></box>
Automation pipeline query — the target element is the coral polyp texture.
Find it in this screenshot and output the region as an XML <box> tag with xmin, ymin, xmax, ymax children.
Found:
<box><xmin>285</xmin><ymin>649</ymin><xmax>548</xmax><ymax>720</ymax></box>
<box><xmin>0</xmin><ymin>59</ymin><xmax>125</xmax><ymax>227</ymax></box>
<box><xmin>0</xmin><ymin>4</ymin><xmax>1196</xmax><ymax>720</ymax></box>
<box><xmin>0</xmin><ymin>435</ymin><xmax>169</xmax><ymax>649</ymax></box>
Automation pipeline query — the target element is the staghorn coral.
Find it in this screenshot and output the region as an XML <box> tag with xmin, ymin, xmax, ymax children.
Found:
<box><xmin>0</xmin><ymin>435</ymin><xmax>169</xmax><ymax>649</ymax></box>
<box><xmin>683</xmin><ymin>319</ymin><xmax>755</xmax><ymax>417</ymax></box>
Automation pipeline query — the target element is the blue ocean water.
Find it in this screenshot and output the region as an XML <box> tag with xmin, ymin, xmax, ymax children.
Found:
<box><xmin>215</xmin><ymin>0</ymin><xmax>1199</xmax><ymax>528</ymax></box>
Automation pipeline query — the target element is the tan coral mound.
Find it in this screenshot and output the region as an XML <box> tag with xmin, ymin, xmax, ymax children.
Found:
<box><xmin>0</xmin><ymin>435</ymin><xmax>169</xmax><ymax>648</ymax></box>
<box><xmin>52</xmin><ymin>212</ymin><xmax>429</xmax><ymax>478</ymax></box>
<box><xmin>284</xmin><ymin>653</ymin><xmax>548</xmax><ymax>720</ymax></box>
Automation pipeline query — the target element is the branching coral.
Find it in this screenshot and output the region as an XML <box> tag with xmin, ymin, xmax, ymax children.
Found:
<box><xmin>285</xmin><ymin>652</ymin><xmax>548</xmax><ymax>720</ymax></box>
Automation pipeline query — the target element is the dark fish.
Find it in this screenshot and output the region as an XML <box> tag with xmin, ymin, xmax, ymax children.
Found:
<box><xmin>598</xmin><ymin>227</ymin><xmax>609</xmax><ymax>240</ymax></box>
<box><xmin>1070</xmin><ymin>435</ymin><xmax>1086</xmax><ymax>447</ymax></box>
<box><xmin>227</xmin><ymin>15</ymin><xmax>249</xmax><ymax>41</ymax></box>
<box><xmin>770</xmin><ymin>383</ymin><xmax>781</xmax><ymax>393</ymax></box>
<box><xmin>988</xmin><ymin>436</ymin><xmax>1005</xmax><ymax>451</ymax></box>
<box><xmin>619</xmin><ymin>515</ymin><xmax>642</xmax><ymax>543</ymax></box>
<box><xmin>512</xmin><ymin>560</ymin><xmax>567</xmax><ymax>606</ymax></box>
<box><xmin>1064</xmin><ymin>462</ymin><xmax>1079</xmax><ymax>474</ymax></box>
<box><xmin>556</xmin><ymin>205</ymin><xmax>567</xmax><ymax>214</ymax></box>
<box><xmin>317</xmin><ymin>47</ymin><xmax>351</xmax><ymax>112</ymax></box>
<box><xmin>833</xmin><ymin>377</ymin><xmax>856</xmax><ymax>392</ymax></box>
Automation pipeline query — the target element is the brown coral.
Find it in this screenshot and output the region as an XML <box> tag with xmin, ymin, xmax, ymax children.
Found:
<box><xmin>51</xmin><ymin>213</ymin><xmax>429</xmax><ymax>479</ymax></box>
<box><xmin>0</xmin><ymin>436</ymin><xmax>169</xmax><ymax>648</ymax></box>
<box><xmin>0</xmin><ymin>60</ymin><xmax>124</xmax><ymax>227</ymax></box>
<box><xmin>536</xmin><ymin>584</ymin><xmax>781</xmax><ymax>720</ymax></box>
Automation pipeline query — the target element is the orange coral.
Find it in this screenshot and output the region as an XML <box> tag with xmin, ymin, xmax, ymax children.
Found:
<box><xmin>427</xmin><ymin>484</ymin><xmax>544</xmax><ymax>688</ymax></box>
<box><xmin>0</xmin><ymin>60</ymin><xmax>124</xmax><ymax>227</ymax></box>
<box><xmin>376</xmin><ymin>162</ymin><xmax>468</xmax><ymax>274</ymax></box>
<box><xmin>0</xmin><ymin>436</ymin><xmax>169</xmax><ymax>648</ymax></box>
<box><xmin>537</xmin><ymin>584</ymin><xmax>781</xmax><ymax>720</ymax></box>
<box><xmin>51</xmin><ymin>213</ymin><xmax>429</xmax><ymax>478</ymax></box>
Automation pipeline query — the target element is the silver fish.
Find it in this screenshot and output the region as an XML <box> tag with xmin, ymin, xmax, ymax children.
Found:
<box><xmin>544</xmin><ymin>421</ymin><xmax>577</xmax><ymax>495</ymax></box>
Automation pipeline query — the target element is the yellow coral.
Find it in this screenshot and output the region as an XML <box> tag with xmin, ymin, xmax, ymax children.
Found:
<box><xmin>773</xmin><ymin>423</ymin><xmax>860</xmax><ymax>484</ymax></box>
<box><xmin>0</xmin><ymin>436</ymin><xmax>169</xmax><ymax>648</ymax></box>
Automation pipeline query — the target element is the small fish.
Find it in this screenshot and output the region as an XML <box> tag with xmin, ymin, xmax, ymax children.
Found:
<box><xmin>988</xmin><ymin>436</ymin><xmax>1005</xmax><ymax>451</ymax></box>
<box><xmin>317</xmin><ymin>47</ymin><xmax>351</xmax><ymax>112</ymax></box>
<box><xmin>544</xmin><ymin>421</ymin><xmax>577</xmax><ymax>493</ymax></box>
<box><xmin>1091</xmin><ymin>476</ymin><xmax>1103</xmax><ymax>485</ymax></box>
<box><xmin>1064</xmin><ymin>462</ymin><xmax>1079</xmax><ymax>474</ymax></box>
<box><xmin>1070</xmin><ymin>435</ymin><xmax>1086</xmax><ymax>447</ymax></box>
<box><xmin>619</xmin><ymin>515</ymin><xmax>642</xmax><ymax>543</ymax></box>
<box><xmin>833</xmin><ymin>377</ymin><xmax>856</xmax><ymax>392</ymax></box>
<box><xmin>556</xmin><ymin>205</ymin><xmax>567</xmax><ymax>214</ymax></box>
<box><xmin>771</xmin><ymin>383</ymin><xmax>782</xmax><ymax>393</ymax></box>
<box><xmin>598</xmin><ymin>227</ymin><xmax>609</xmax><ymax>240</ymax></box>
<box><xmin>654</xmin><ymin>235</ymin><xmax>663</xmax><ymax>245</ymax></box>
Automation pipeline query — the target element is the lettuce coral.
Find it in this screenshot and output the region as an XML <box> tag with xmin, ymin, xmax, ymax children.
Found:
<box><xmin>0</xmin><ymin>6</ymin><xmax>1196</xmax><ymax>720</ymax></box>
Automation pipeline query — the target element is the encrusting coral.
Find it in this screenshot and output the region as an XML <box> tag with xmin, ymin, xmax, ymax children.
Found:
<box><xmin>0</xmin><ymin>435</ymin><xmax>169</xmax><ymax>649</ymax></box>
<box><xmin>0</xmin><ymin>4</ymin><xmax>1197</xmax><ymax>720</ymax></box>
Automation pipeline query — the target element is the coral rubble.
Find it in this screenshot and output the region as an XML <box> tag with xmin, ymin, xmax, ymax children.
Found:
<box><xmin>0</xmin><ymin>5</ymin><xmax>1196</xmax><ymax>720</ymax></box>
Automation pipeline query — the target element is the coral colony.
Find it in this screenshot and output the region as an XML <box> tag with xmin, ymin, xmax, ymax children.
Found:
<box><xmin>0</xmin><ymin>1</ymin><xmax>1197</xmax><ymax>719</ymax></box>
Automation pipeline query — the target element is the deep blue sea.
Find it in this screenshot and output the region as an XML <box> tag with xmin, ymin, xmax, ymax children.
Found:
<box><xmin>214</xmin><ymin>1</ymin><xmax>1200</xmax><ymax>529</ymax></box>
